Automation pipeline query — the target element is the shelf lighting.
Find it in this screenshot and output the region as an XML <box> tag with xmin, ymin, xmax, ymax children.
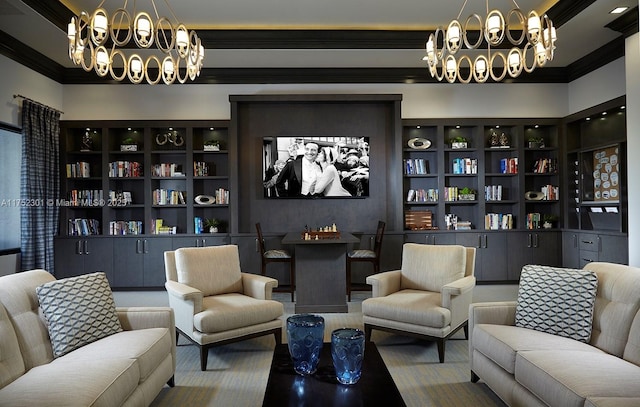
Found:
<box><xmin>423</xmin><ymin>0</ymin><xmax>556</xmax><ymax>83</ymax></box>
<box><xmin>67</xmin><ymin>0</ymin><xmax>204</xmax><ymax>85</ymax></box>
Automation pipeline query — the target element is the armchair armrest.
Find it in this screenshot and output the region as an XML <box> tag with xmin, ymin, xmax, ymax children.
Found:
<box><xmin>366</xmin><ymin>270</ymin><xmax>401</xmax><ymax>297</ymax></box>
<box><xmin>442</xmin><ymin>276</ymin><xmax>475</xmax><ymax>308</ymax></box>
<box><xmin>165</xmin><ymin>280</ymin><xmax>203</xmax><ymax>310</ymax></box>
<box><xmin>241</xmin><ymin>272</ymin><xmax>278</xmax><ymax>300</ymax></box>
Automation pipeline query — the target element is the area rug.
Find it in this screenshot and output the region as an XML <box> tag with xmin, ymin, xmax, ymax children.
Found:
<box><xmin>151</xmin><ymin>296</ymin><xmax>504</xmax><ymax>406</ymax></box>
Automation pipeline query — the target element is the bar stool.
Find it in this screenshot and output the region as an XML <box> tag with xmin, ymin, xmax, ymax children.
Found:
<box><xmin>256</xmin><ymin>222</ymin><xmax>295</xmax><ymax>301</ymax></box>
<box><xmin>346</xmin><ymin>220</ymin><xmax>385</xmax><ymax>301</ymax></box>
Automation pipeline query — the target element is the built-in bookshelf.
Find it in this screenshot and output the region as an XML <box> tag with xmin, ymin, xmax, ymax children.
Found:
<box><xmin>401</xmin><ymin>119</ymin><xmax>561</xmax><ymax>232</ymax></box>
<box><xmin>59</xmin><ymin>120</ymin><xmax>230</xmax><ymax>237</ymax></box>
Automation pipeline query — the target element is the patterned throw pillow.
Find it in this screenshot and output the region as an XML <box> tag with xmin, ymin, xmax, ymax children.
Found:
<box><xmin>515</xmin><ymin>265</ymin><xmax>598</xmax><ymax>343</ymax></box>
<box><xmin>36</xmin><ymin>272</ymin><xmax>122</xmax><ymax>357</ymax></box>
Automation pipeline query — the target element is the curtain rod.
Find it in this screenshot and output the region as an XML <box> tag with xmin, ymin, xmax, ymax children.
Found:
<box><xmin>13</xmin><ymin>94</ymin><xmax>64</xmax><ymax>115</ymax></box>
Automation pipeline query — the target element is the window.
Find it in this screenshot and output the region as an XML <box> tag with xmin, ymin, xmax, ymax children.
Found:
<box><xmin>0</xmin><ymin>124</ymin><xmax>22</xmax><ymax>251</ymax></box>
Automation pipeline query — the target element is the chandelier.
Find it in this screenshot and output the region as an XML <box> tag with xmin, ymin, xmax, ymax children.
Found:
<box><xmin>67</xmin><ymin>1</ymin><xmax>204</xmax><ymax>84</ymax></box>
<box><xmin>424</xmin><ymin>1</ymin><xmax>557</xmax><ymax>83</ymax></box>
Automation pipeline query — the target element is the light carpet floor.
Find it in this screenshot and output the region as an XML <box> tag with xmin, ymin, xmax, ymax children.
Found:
<box><xmin>150</xmin><ymin>292</ymin><xmax>506</xmax><ymax>407</ymax></box>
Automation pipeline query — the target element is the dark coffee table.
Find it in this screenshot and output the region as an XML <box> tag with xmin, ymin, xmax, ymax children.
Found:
<box><xmin>262</xmin><ymin>342</ymin><xmax>406</xmax><ymax>406</ymax></box>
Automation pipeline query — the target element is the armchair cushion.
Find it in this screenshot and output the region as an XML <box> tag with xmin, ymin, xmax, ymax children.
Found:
<box><xmin>362</xmin><ymin>290</ymin><xmax>450</xmax><ymax>328</ymax></box>
<box><xmin>515</xmin><ymin>265</ymin><xmax>598</xmax><ymax>343</ymax></box>
<box><xmin>194</xmin><ymin>294</ymin><xmax>284</xmax><ymax>333</ymax></box>
<box><xmin>36</xmin><ymin>272</ymin><xmax>122</xmax><ymax>357</ymax></box>
<box><xmin>175</xmin><ymin>245</ymin><xmax>243</xmax><ymax>296</ymax></box>
<box><xmin>400</xmin><ymin>244</ymin><xmax>466</xmax><ymax>292</ymax></box>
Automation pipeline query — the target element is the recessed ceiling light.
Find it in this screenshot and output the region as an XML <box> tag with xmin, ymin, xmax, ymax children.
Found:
<box><xmin>586</xmin><ymin>117</ymin><xmax>591</xmax><ymax>121</ymax></box>
<box><xmin>610</xmin><ymin>7</ymin><xmax>628</xmax><ymax>14</ymax></box>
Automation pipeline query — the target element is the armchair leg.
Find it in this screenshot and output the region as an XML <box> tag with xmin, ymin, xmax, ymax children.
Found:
<box><xmin>437</xmin><ymin>339</ymin><xmax>445</xmax><ymax>363</ymax></box>
<box><xmin>274</xmin><ymin>328</ymin><xmax>282</xmax><ymax>346</ymax></box>
<box><xmin>200</xmin><ymin>346</ymin><xmax>208</xmax><ymax>371</ymax></box>
<box><xmin>364</xmin><ymin>324</ymin><xmax>373</xmax><ymax>342</ymax></box>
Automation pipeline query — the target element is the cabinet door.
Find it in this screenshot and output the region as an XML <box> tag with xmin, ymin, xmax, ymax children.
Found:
<box><xmin>506</xmin><ymin>232</ymin><xmax>531</xmax><ymax>280</ymax></box>
<box><xmin>533</xmin><ymin>232</ymin><xmax>560</xmax><ymax>267</ymax></box>
<box><xmin>54</xmin><ymin>238</ymin><xmax>86</xmax><ymax>279</ymax></box>
<box><xmin>112</xmin><ymin>237</ymin><xmax>144</xmax><ymax>288</ymax></box>
<box><xmin>54</xmin><ymin>238</ymin><xmax>114</xmax><ymax>283</ymax></box>
<box><xmin>598</xmin><ymin>234</ymin><xmax>628</xmax><ymax>265</ymax></box>
<box><xmin>562</xmin><ymin>232</ymin><xmax>580</xmax><ymax>268</ymax></box>
<box><xmin>142</xmin><ymin>238</ymin><xmax>173</xmax><ymax>288</ymax></box>
<box><xmin>481</xmin><ymin>233</ymin><xmax>508</xmax><ymax>281</ymax></box>
<box><xmin>83</xmin><ymin>238</ymin><xmax>114</xmax><ymax>284</ymax></box>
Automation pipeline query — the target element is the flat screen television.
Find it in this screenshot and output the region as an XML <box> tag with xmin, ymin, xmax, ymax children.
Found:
<box><xmin>262</xmin><ymin>136</ymin><xmax>369</xmax><ymax>198</ymax></box>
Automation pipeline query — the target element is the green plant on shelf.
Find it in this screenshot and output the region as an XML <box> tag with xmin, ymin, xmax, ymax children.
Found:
<box><xmin>458</xmin><ymin>187</ymin><xmax>476</xmax><ymax>200</ymax></box>
<box><xmin>121</xmin><ymin>137</ymin><xmax>137</xmax><ymax>145</ymax></box>
<box><xmin>543</xmin><ymin>214</ymin><xmax>558</xmax><ymax>228</ymax></box>
<box><xmin>204</xmin><ymin>218</ymin><xmax>220</xmax><ymax>233</ymax></box>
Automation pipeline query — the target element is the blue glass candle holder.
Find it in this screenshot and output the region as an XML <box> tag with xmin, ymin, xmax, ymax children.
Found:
<box><xmin>286</xmin><ymin>314</ymin><xmax>325</xmax><ymax>375</ymax></box>
<box><xmin>331</xmin><ymin>328</ymin><xmax>365</xmax><ymax>385</ymax></box>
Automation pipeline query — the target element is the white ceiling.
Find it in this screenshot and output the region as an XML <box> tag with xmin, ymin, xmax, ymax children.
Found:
<box><xmin>0</xmin><ymin>0</ymin><xmax>637</xmax><ymax>72</ymax></box>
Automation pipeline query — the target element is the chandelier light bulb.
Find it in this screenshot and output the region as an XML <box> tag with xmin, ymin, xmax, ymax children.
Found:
<box><xmin>487</xmin><ymin>15</ymin><xmax>501</xmax><ymax>35</ymax></box>
<box><xmin>96</xmin><ymin>49</ymin><xmax>109</xmax><ymax>67</ymax></box>
<box><xmin>423</xmin><ymin>1</ymin><xmax>556</xmax><ymax>83</ymax></box>
<box><xmin>94</xmin><ymin>14</ymin><xmax>108</xmax><ymax>33</ymax></box>
<box><xmin>67</xmin><ymin>20</ymin><xmax>76</xmax><ymax>39</ymax></box>
<box><xmin>130</xmin><ymin>59</ymin><xmax>142</xmax><ymax>74</ymax></box>
<box><xmin>136</xmin><ymin>17</ymin><xmax>151</xmax><ymax>38</ymax></box>
<box><xmin>67</xmin><ymin>1</ymin><xmax>204</xmax><ymax>84</ymax></box>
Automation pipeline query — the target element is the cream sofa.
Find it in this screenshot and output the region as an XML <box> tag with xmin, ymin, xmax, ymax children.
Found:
<box><xmin>0</xmin><ymin>270</ymin><xmax>176</xmax><ymax>407</ymax></box>
<box><xmin>469</xmin><ymin>262</ymin><xmax>640</xmax><ymax>407</ymax></box>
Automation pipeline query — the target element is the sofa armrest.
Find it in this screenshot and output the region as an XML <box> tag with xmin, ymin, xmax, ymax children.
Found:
<box><xmin>116</xmin><ymin>307</ymin><xmax>176</xmax><ymax>372</ymax></box>
<box><xmin>469</xmin><ymin>301</ymin><xmax>517</xmax><ymax>328</ymax></box>
<box><xmin>241</xmin><ymin>272</ymin><xmax>278</xmax><ymax>300</ymax></box>
<box><xmin>366</xmin><ymin>270</ymin><xmax>401</xmax><ymax>297</ymax></box>
<box><xmin>116</xmin><ymin>306</ymin><xmax>175</xmax><ymax>332</ymax></box>
<box><xmin>468</xmin><ymin>301</ymin><xmax>517</xmax><ymax>372</ymax></box>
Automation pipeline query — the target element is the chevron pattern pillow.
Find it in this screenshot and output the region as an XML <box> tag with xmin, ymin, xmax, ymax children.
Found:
<box><xmin>36</xmin><ymin>272</ymin><xmax>122</xmax><ymax>357</ymax></box>
<box><xmin>515</xmin><ymin>265</ymin><xmax>598</xmax><ymax>343</ymax></box>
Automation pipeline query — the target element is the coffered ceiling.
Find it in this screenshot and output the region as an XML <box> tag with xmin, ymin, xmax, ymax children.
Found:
<box><xmin>0</xmin><ymin>0</ymin><xmax>637</xmax><ymax>84</ymax></box>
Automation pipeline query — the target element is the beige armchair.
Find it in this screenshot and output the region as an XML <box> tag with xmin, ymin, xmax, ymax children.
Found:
<box><xmin>164</xmin><ymin>245</ymin><xmax>284</xmax><ymax>371</ymax></box>
<box><xmin>362</xmin><ymin>243</ymin><xmax>476</xmax><ymax>363</ymax></box>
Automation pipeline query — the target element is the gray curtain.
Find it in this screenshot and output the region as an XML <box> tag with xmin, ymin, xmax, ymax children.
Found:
<box><xmin>20</xmin><ymin>100</ymin><xmax>60</xmax><ymax>272</ymax></box>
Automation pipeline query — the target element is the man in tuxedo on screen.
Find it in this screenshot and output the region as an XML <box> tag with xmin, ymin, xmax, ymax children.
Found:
<box><xmin>276</xmin><ymin>141</ymin><xmax>322</xmax><ymax>197</ymax></box>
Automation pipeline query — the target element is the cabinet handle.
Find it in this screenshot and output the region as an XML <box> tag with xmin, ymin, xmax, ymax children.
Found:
<box><xmin>573</xmin><ymin>234</ymin><xmax>578</xmax><ymax>248</ymax></box>
<box><xmin>477</xmin><ymin>235</ymin><xmax>482</xmax><ymax>248</ymax></box>
<box><xmin>76</xmin><ymin>240</ymin><xmax>83</xmax><ymax>255</ymax></box>
<box><xmin>136</xmin><ymin>239</ymin><xmax>142</xmax><ymax>254</ymax></box>
<box><xmin>143</xmin><ymin>239</ymin><xmax>149</xmax><ymax>254</ymax></box>
<box><xmin>256</xmin><ymin>238</ymin><xmax>259</xmax><ymax>252</ymax></box>
<box><xmin>483</xmin><ymin>235</ymin><xmax>488</xmax><ymax>249</ymax></box>
<box><xmin>201</xmin><ymin>238</ymin><xmax>206</xmax><ymax>247</ymax></box>
<box><xmin>581</xmin><ymin>240</ymin><xmax>594</xmax><ymax>245</ymax></box>
<box><xmin>534</xmin><ymin>234</ymin><xmax>539</xmax><ymax>248</ymax></box>
<box><xmin>582</xmin><ymin>258</ymin><xmax>595</xmax><ymax>263</ymax></box>
<box><xmin>597</xmin><ymin>236</ymin><xmax>601</xmax><ymax>253</ymax></box>
<box><xmin>83</xmin><ymin>240</ymin><xmax>89</xmax><ymax>255</ymax></box>
<box><xmin>527</xmin><ymin>234</ymin><xmax>532</xmax><ymax>248</ymax></box>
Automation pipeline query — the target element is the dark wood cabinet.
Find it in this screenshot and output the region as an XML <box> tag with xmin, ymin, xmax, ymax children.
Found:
<box><xmin>112</xmin><ymin>237</ymin><xmax>173</xmax><ymax>288</ymax></box>
<box><xmin>507</xmin><ymin>231</ymin><xmax>560</xmax><ymax>280</ymax></box>
<box><xmin>454</xmin><ymin>232</ymin><xmax>507</xmax><ymax>281</ymax></box>
<box><xmin>54</xmin><ymin>237</ymin><xmax>114</xmax><ymax>283</ymax></box>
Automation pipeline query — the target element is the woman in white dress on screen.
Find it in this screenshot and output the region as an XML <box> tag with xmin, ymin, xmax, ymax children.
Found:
<box><xmin>314</xmin><ymin>146</ymin><xmax>352</xmax><ymax>196</ymax></box>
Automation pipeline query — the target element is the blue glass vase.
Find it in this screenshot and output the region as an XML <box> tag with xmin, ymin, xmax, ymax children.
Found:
<box><xmin>331</xmin><ymin>328</ymin><xmax>365</xmax><ymax>385</ymax></box>
<box><xmin>286</xmin><ymin>314</ymin><xmax>325</xmax><ymax>375</ymax></box>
